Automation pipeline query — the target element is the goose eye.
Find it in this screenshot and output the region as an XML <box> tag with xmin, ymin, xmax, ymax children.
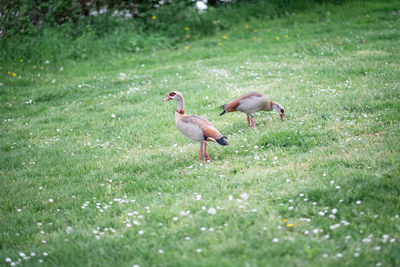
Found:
<box><xmin>280</xmin><ymin>109</ymin><xmax>284</xmax><ymax>113</ymax></box>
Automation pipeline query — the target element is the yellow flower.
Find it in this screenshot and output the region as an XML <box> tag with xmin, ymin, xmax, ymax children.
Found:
<box><xmin>184</xmin><ymin>27</ymin><xmax>189</xmax><ymax>31</ymax></box>
<box><xmin>389</xmin><ymin>24</ymin><xmax>393</xmax><ymax>28</ymax></box>
<box><xmin>217</xmin><ymin>42</ymin><xmax>222</xmax><ymax>46</ymax></box>
<box><xmin>365</xmin><ymin>14</ymin><xmax>370</xmax><ymax>18</ymax></box>
<box><xmin>258</xmin><ymin>38</ymin><xmax>261</xmax><ymax>41</ymax></box>
<box><xmin>253</xmin><ymin>29</ymin><xmax>258</xmax><ymax>32</ymax></box>
<box><xmin>338</xmin><ymin>41</ymin><xmax>342</xmax><ymax>46</ymax></box>
<box><xmin>253</xmin><ymin>37</ymin><xmax>257</xmax><ymax>40</ymax></box>
<box><xmin>275</xmin><ymin>36</ymin><xmax>280</xmax><ymax>40</ymax></box>
<box><xmin>244</xmin><ymin>24</ymin><xmax>249</xmax><ymax>29</ymax></box>
<box><xmin>315</xmin><ymin>43</ymin><xmax>320</xmax><ymax>47</ymax></box>
<box><xmin>337</xmin><ymin>36</ymin><xmax>341</xmax><ymax>39</ymax></box>
<box><xmin>283</xmin><ymin>219</ymin><xmax>288</xmax><ymax>223</ymax></box>
<box><xmin>288</xmin><ymin>224</ymin><xmax>294</xmax><ymax>227</ymax></box>
<box><xmin>45</xmin><ymin>79</ymin><xmax>48</xmax><ymax>82</ymax></box>
<box><xmin>33</xmin><ymin>65</ymin><xmax>37</xmax><ymax>69</ymax></box>
<box><xmin>20</xmin><ymin>59</ymin><xmax>23</xmax><ymax>63</ymax></box>
<box><xmin>12</xmin><ymin>72</ymin><xmax>16</xmax><ymax>77</ymax></box>
<box><xmin>217</xmin><ymin>20</ymin><xmax>221</xmax><ymax>24</ymax></box>
<box><xmin>184</xmin><ymin>45</ymin><xmax>189</xmax><ymax>50</ymax></box>
<box><xmin>40</xmin><ymin>66</ymin><xmax>44</xmax><ymax>70</ymax></box>
<box><xmin>223</xmin><ymin>35</ymin><xmax>228</xmax><ymax>39</ymax></box>
<box><xmin>284</xmin><ymin>34</ymin><xmax>288</xmax><ymax>38</ymax></box>
<box><xmin>152</xmin><ymin>15</ymin><xmax>156</xmax><ymax>20</ymax></box>
<box><xmin>7</xmin><ymin>71</ymin><xmax>10</xmax><ymax>74</ymax></box>
<box><xmin>326</xmin><ymin>42</ymin><xmax>329</xmax><ymax>45</ymax></box>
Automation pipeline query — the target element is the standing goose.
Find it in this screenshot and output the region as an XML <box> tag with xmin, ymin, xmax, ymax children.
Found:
<box><xmin>220</xmin><ymin>91</ymin><xmax>285</xmax><ymax>128</ymax></box>
<box><xmin>163</xmin><ymin>91</ymin><xmax>228</xmax><ymax>162</ymax></box>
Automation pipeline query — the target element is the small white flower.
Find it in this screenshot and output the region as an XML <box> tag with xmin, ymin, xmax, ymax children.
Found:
<box><xmin>48</xmin><ymin>199</ymin><xmax>54</xmax><ymax>203</ymax></box>
<box><xmin>318</xmin><ymin>211</ymin><xmax>325</xmax><ymax>216</ymax></box>
<box><xmin>30</xmin><ymin>252</ymin><xmax>36</xmax><ymax>257</ymax></box>
<box><xmin>332</xmin><ymin>208</ymin><xmax>337</xmax><ymax>214</ymax></box>
<box><xmin>288</xmin><ymin>206</ymin><xmax>294</xmax><ymax>210</ymax></box>
<box><xmin>196</xmin><ymin>249</ymin><xmax>202</xmax><ymax>253</ymax></box>
<box><xmin>356</xmin><ymin>200</ymin><xmax>361</xmax><ymax>205</ymax></box>
<box><xmin>42</xmin><ymin>252</ymin><xmax>48</xmax><ymax>256</ymax></box>
<box><xmin>138</xmin><ymin>230</ymin><xmax>144</xmax><ymax>235</ymax></box>
<box><xmin>45</xmin><ymin>60</ymin><xmax>50</xmax><ymax>64</ymax></box>
<box><xmin>272</xmin><ymin>238</ymin><xmax>279</xmax><ymax>243</ymax></box>
<box><xmin>158</xmin><ymin>249</ymin><xmax>164</xmax><ymax>254</ymax></box>
<box><xmin>111</xmin><ymin>114</ymin><xmax>116</xmax><ymax>118</ymax></box>
<box><xmin>172</xmin><ymin>217</ymin><xmax>178</xmax><ymax>221</ymax></box>
<box><xmin>354</xmin><ymin>252</ymin><xmax>360</xmax><ymax>257</ymax></box>
<box><xmin>336</xmin><ymin>253</ymin><xmax>343</xmax><ymax>258</ymax></box>
<box><xmin>207</xmin><ymin>207</ymin><xmax>216</xmax><ymax>215</ymax></box>
<box><xmin>240</xmin><ymin>193</ymin><xmax>249</xmax><ymax>200</ymax></box>
<box><xmin>5</xmin><ymin>257</ymin><xmax>12</xmax><ymax>262</ymax></box>
<box><xmin>133</xmin><ymin>265</ymin><xmax>140</xmax><ymax>267</ymax></box>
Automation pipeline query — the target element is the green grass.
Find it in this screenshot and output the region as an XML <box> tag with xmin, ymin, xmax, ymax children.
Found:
<box><xmin>1</xmin><ymin>1</ymin><xmax>400</xmax><ymax>266</ymax></box>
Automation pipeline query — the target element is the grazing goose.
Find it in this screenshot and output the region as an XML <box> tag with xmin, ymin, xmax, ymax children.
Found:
<box><xmin>163</xmin><ymin>91</ymin><xmax>228</xmax><ymax>162</ymax></box>
<box><xmin>220</xmin><ymin>91</ymin><xmax>284</xmax><ymax>128</ymax></box>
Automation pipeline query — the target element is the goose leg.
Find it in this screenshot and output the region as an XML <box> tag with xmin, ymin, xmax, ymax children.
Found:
<box><xmin>247</xmin><ymin>115</ymin><xmax>251</xmax><ymax>128</ymax></box>
<box><xmin>251</xmin><ymin>116</ymin><xmax>256</xmax><ymax>128</ymax></box>
<box><xmin>202</xmin><ymin>140</ymin><xmax>211</xmax><ymax>162</ymax></box>
<box><xmin>198</xmin><ymin>142</ymin><xmax>204</xmax><ymax>161</ymax></box>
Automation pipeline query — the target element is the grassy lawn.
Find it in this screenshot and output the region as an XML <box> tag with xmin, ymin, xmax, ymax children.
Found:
<box><xmin>1</xmin><ymin>1</ymin><xmax>400</xmax><ymax>266</ymax></box>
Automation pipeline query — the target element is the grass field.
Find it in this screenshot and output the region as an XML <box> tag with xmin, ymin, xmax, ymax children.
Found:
<box><xmin>1</xmin><ymin>0</ymin><xmax>400</xmax><ymax>266</ymax></box>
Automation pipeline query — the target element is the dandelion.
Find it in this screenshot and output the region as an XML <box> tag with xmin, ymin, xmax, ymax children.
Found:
<box><xmin>184</xmin><ymin>27</ymin><xmax>189</xmax><ymax>31</ymax></box>
<box><xmin>275</xmin><ymin>36</ymin><xmax>280</xmax><ymax>40</ymax></box>
<box><xmin>284</xmin><ymin>34</ymin><xmax>288</xmax><ymax>38</ymax></box>
<box><xmin>20</xmin><ymin>59</ymin><xmax>23</xmax><ymax>63</ymax></box>
<box><xmin>217</xmin><ymin>20</ymin><xmax>221</xmax><ymax>24</ymax></box>
<box><xmin>152</xmin><ymin>16</ymin><xmax>156</xmax><ymax>20</ymax></box>
<box><xmin>244</xmin><ymin>24</ymin><xmax>249</xmax><ymax>29</ymax></box>
<box><xmin>217</xmin><ymin>42</ymin><xmax>222</xmax><ymax>46</ymax></box>
<box><xmin>338</xmin><ymin>41</ymin><xmax>343</xmax><ymax>45</ymax></box>
<box><xmin>33</xmin><ymin>65</ymin><xmax>37</xmax><ymax>69</ymax></box>
<box><xmin>287</xmin><ymin>224</ymin><xmax>294</xmax><ymax>228</ymax></box>
<box><xmin>365</xmin><ymin>14</ymin><xmax>370</xmax><ymax>18</ymax></box>
<box><xmin>12</xmin><ymin>72</ymin><xmax>16</xmax><ymax>78</ymax></box>
<box><xmin>223</xmin><ymin>35</ymin><xmax>228</xmax><ymax>39</ymax></box>
<box><xmin>283</xmin><ymin>219</ymin><xmax>288</xmax><ymax>223</ymax></box>
<box><xmin>184</xmin><ymin>45</ymin><xmax>189</xmax><ymax>50</ymax></box>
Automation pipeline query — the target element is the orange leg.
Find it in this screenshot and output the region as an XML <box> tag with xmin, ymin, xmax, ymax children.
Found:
<box><xmin>198</xmin><ymin>143</ymin><xmax>203</xmax><ymax>161</ymax></box>
<box><xmin>251</xmin><ymin>117</ymin><xmax>256</xmax><ymax>128</ymax></box>
<box><xmin>202</xmin><ymin>140</ymin><xmax>211</xmax><ymax>162</ymax></box>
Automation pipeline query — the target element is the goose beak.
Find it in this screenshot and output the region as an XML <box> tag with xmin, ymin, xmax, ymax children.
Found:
<box><xmin>163</xmin><ymin>95</ymin><xmax>171</xmax><ymax>102</ymax></box>
<box><xmin>280</xmin><ymin>114</ymin><xmax>284</xmax><ymax>121</ymax></box>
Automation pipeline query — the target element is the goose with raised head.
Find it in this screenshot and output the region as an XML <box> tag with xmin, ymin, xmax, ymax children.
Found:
<box><xmin>163</xmin><ymin>91</ymin><xmax>228</xmax><ymax>162</ymax></box>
